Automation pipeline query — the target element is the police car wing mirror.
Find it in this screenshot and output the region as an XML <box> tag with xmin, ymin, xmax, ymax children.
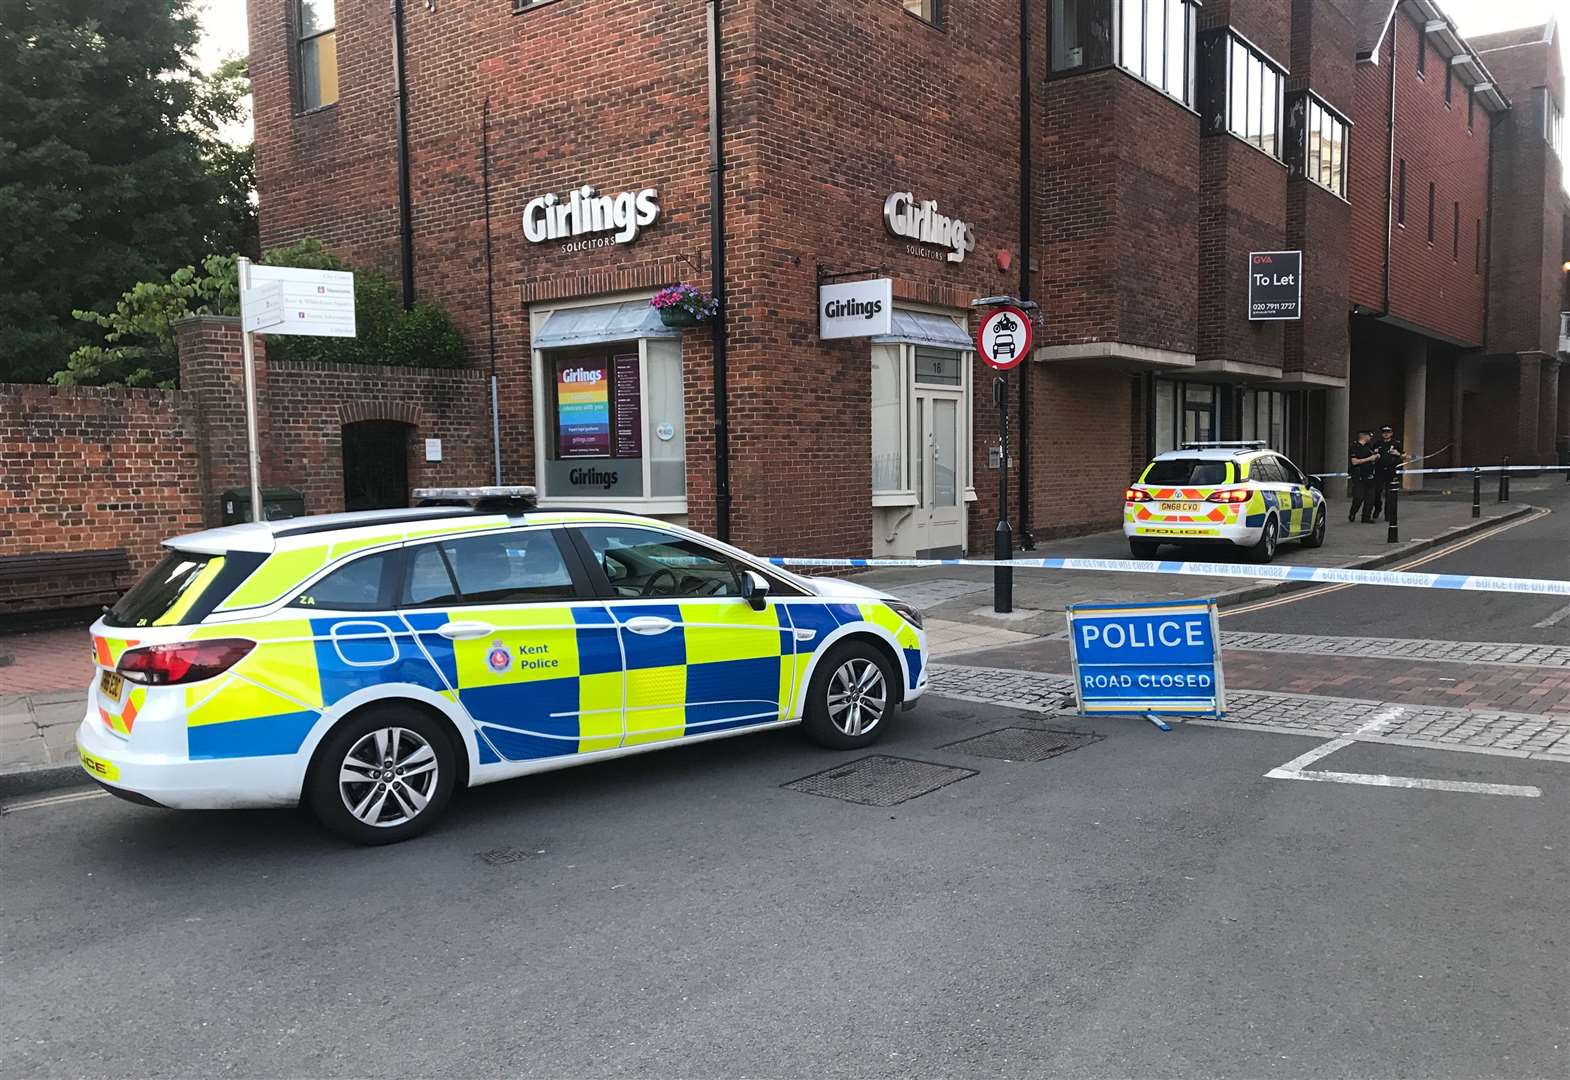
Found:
<box><xmin>1307</xmin><ymin>475</ymin><xmax>1326</xmax><ymax>492</ymax></box>
<box><xmin>742</xmin><ymin>570</ymin><xmax>771</xmax><ymax>611</ymax></box>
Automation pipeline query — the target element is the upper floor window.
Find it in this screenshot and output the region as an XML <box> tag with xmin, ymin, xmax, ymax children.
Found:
<box><xmin>1118</xmin><ymin>0</ymin><xmax>1195</xmax><ymax>105</ymax></box>
<box><xmin>902</xmin><ymin>0</ymin><xmax>940</xmax><ymax>25</ymax></box>
<box><xmin>1416</xmin><ymin>27</ymin><xmax>1426</xmax><ymax>77</ymax></box>
<box><xmin>1444</xmin><ymin>65</ymin><xmax>1452</xmax><ymax>106</ymax></box>
<box><xmin>1426</xmin><ymin>181</ymin><xmax>1436</xmax><ymax>243</ymax></box>
<box><xmin>1546</xmin><ymin>89</ymin><xmax>1565</xmax><ymax>161</ymax></box>
<box><xmin>298</xmin><ymin>0</ymin><xmax>338</xmax><ymax>110</ymax></box>
<box><xmin>1303</xmin><ymin>96</ymin><xmax>1347</xmax><ymax>196</ymax></box>
<box><xmin>1227</xmin><ymin>35</ymin><xmax>1283</xmax><ymax>157</ymax></box>
<box><xmin>1468</xmin><ymin>87</ymin><xmax>1475</xmax><ymax>131</ymax></box>
<box><xmin>1397</xmin><ymin>159</ymin><xmax>1407</xmax><ymax>224</ymax></box>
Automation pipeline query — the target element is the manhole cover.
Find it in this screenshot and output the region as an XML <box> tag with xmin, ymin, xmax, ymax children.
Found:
<box><xmin>477</xmin><ymin>847</ymin><xmax>532</xmax><ymax>865</ymax></box>
<box><xmin>783</xmin><ymin>755</ymin><xmax>975</xmax><ymax>807</ymax></box>
<box><xmin>940</xmin><ymin>727</ymin><xmax>1102</xmax><ymax>762</ymax></box>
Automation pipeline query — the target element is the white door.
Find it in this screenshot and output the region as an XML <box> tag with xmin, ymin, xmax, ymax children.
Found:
<box><xmin>912</xmin><ymin>389</ymin><xmax>965</xmax><ymax>555</ymax></box>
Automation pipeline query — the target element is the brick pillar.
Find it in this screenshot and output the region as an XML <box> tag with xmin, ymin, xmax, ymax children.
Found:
<box><xmin>1538</xmin><ymin>359</ymin><xmax>1558</xmax><ymax>462</ymax></box>
<box><xmin>1558</xmin><ymin>363</ymin><xmax>1570</xmax><ymax>460</ymax></box>
<box><xmin>1402</xmin><ymin>340</ymin><xmax>1427</xmax><ymax>491</ymax></box>
<box><xmin>175</xmin><ymin>316</ymin><xmax>271</xmax><ymax>526</ymax></box>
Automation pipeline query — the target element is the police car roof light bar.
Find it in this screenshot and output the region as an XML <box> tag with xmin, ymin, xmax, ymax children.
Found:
<box><xmin>1180</xmin><ymin>440</ymin><xmax>1268</xmax><ymax>451</ymax></box>
<box><xmin>412</xmin><ymin>486</ymin><xmax>539</xmax><ymax>514</ymax></box>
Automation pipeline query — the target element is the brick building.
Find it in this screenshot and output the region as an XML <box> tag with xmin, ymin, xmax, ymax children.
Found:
<box><xmin>244</xmin><ymin>0</ymin><xmax>1568</xmax><ymax>559</ymax></box>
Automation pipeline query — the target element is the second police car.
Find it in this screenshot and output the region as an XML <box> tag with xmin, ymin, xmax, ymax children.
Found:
<box><xmin>75</xmin><ymin>489</ymin><xmax>928</xmax><ymax>844</ymax></box>
<box><xmin>1123</xmin><ymin>441</ymin><xmax>1327</xmax><ymax>563</ymax></box>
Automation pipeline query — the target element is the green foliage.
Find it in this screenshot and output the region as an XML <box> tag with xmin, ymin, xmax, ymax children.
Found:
<box><xmin>53</xmin><ymin>239</ymin><xmax>466</xmax><ymax>387</ymax></box>
<box><xmin>0</xmin><ymin>0</ymin><xmax>255</xmax><ymax>383</ymax></box>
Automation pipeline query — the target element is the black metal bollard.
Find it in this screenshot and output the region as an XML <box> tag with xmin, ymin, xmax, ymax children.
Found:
<box><xmin>1498</xmin><ymin>457</ymin><xmax>1509</xmax><ymax>502</ymax></box>
<box><xmin>1386</xmin><ymin>474</ymin><xmax>1400</xmax><ymax>543</ymax></box>
<box><xmin>1472</xmin><ymin>467</ymin><xmax>1482</xmax><ymax>518</ymax></box>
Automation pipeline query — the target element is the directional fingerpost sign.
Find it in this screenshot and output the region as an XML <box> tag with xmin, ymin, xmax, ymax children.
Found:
<box><xmin>976</xmin><ymin>305</ymin><xmax>1032</xmax><ymax>370</ymax></box>
<box><xmin>1066</xmin><ymin>599</ymin><xmax>1226</xmax><ymax>718</ymax></box>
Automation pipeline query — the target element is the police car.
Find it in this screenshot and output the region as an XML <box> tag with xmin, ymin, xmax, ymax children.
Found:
<box><xmin>1123</xmin><ymin>442</ymin><xmax>1327</xmax><ymax>563</ymax></box>
<box><xmin>76</xmin><ymin>489</ymin><xmax>928</xmax><ymax>844</ymax></box>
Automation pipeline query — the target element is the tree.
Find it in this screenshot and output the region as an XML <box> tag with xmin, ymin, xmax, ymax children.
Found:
<box><xmin>55</xmin><ymin>239</ymin><xmax>466</xmax><ymax>388</ymax></box>
<box><xmin>191</xmin><ymin>55</ymin><xmax>259</xmax><ymax>260</ymax></box>
<box><xmin>0</xmin><ymin>0</ymin><xmax>244</xmax><ymax>383</ymax></box>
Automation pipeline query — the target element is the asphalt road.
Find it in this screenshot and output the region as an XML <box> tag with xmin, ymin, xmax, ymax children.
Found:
<box><xmin>3</xmin><ymin>693</ymin><xmax>1565</xmax><ymax>1079</ymax></box>
<box><xmin>1227</xmin><ymin>480</ymin><xmax>1570</xmax><ymax>641</ymax></box>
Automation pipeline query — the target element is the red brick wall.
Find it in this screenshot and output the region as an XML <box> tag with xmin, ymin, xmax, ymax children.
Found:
<box><xmin>1349</xmin><ymin>11</ymin><xmax>1489</xmax><ymax>344</ymax></box>
<box><xmin>0</xmin><ymin>385</ymin><xmax>206</xmax><ymax>612</ymax></box>
<box><xmin>1197</xmin><ymin>138</ymin><xmax>1289</xmax><ymax>371</ymax></box>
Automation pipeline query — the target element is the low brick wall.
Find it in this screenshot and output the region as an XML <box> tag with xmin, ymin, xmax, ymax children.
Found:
<box><xmin>0</xmin><ymin>384</ymin><xmax>206</xmax><ymax>613</ymax></box>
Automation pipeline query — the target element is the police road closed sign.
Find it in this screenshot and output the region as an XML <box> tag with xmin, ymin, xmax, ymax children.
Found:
<box><xmin>976</xmin><ymin>306</ymin><xmax>1032</xmax><ymax>369</ymax></box>
<box><xmin>1247</xmin><ymin>250</ymin><xmax>1302</xmax><ymax>321</ymax></box>
<box><xmin>1066</xmin><ymin>599</ymin><xmax>1225</xmax><ymax>716</ymax></box>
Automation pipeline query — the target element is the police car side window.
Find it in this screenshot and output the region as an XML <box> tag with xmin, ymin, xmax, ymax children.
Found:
<box><xmin>403</xmin><ymin>544</ymin><xmax>460</xmax><ymax>607</ymax></box>
<box><xmin>578</xmin><ymin>526</ymin><xmax>743</xmax><ymax>600</ymax></box>
<box><xmin>1250</xmin><ymin>458</ymin><xmax>1282</xmax><ymax>484</ymax></box>
<box><xmin>1275</xmin><ymin>457</ymin><xmax>1306</xmax><ymax>485</ymax></box>
<box><xmin>442</xmin><ymin>530</ymin><xmax>577</xmax><ymax>606</ymax></box>
<box><xmin>292</xmin><ymin>552</ymin><xmax>393</xmax><ymax>611</ymax></box>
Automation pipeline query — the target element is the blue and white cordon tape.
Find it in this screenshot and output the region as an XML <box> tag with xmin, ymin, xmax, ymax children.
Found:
<box><xmin>1319</xmin><ymin>464</ymin><xmax>1570</xmax><ymax>478</ymax></box>
<box><xmin>764</xmin><ymin>556</ymin><xmax>1570</xmax><ymax>597</ymax></box>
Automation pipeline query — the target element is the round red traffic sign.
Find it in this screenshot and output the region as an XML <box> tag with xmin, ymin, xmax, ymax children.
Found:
<box><xmin>976</xmin><ymin>306</ymin><xmax>1032</xmax><ymax>370</ymax></box>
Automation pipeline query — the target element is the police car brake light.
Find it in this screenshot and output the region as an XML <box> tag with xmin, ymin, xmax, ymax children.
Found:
<box><xmin>1206</xmin><ymin>488</ymin><xmax>1252</xmax><ymax>503</ymax></box>
<box><xmin>117</xmin><ymin>639</ymin><xmax>255</xmax><ymax>686</ymax></box>
<box><xmin>1124</xmin><ymin>487</ymin><xmax>1151</xmax><ymax>502</ymax></box>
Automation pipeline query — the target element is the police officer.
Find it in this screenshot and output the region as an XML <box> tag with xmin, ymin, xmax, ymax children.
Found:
<box><xmin>1370</xmin><ymin>424</ymin><xmax>1407</xmax><ymax>521</ymax></box>
<box><xmin>1348</xmin><ymin>430</ymin><xmax>1380</xmax><ymax>523</ymax></box>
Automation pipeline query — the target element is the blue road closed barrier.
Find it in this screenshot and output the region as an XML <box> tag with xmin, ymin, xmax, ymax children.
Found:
<box><xmin>1066</xmin><ymin>599</ymin><xmax>1225</xmax><ymax>719</ymax></box>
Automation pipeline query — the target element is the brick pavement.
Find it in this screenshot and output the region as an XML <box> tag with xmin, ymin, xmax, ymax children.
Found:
<box><xmin>0</xmin><ymin>625</ymin><xmax>95</xmax><ymax>695</ymax></box>
<box><xmin>931</xmin><ymin>664</ymin><xmax>1570</xmax><ymax>762</ymax></box>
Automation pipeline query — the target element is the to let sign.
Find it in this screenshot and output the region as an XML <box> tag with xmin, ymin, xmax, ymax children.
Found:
<box><xmin>1066</xmin><ymin>599</ymin><xmax>1225</xmax><ymax>716</ymax></box>
<box><xmin>1247</xmin><ymin>250</ymin><xmax>1302</xmax><ymax>320</ymax></box>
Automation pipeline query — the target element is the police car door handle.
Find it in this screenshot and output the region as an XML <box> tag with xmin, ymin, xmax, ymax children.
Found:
<box><xmin>436</xmin><ymin>621</ymin><xmax>495</xmax><ymax>640</ymax></box>
<box><xmin>623</xmin><ymin>615</ymin><xmax>676</xmax><ymax>636</ymax></box>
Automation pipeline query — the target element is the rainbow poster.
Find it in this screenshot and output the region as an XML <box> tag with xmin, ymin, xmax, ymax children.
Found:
<box><xmin>557</xmin><ymin>360</ymin><xmax>610</xmax><ymax>457</ymax></box>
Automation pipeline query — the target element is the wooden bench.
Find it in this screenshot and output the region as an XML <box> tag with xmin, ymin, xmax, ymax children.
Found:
<box><xmin>0</xmin><ymin>549</ymin><xmax>132</xmax><ymax>599</ymax></box>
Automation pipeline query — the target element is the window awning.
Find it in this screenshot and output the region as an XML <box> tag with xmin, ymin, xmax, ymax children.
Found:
<box><xmin>873</xmin><ymin>310</ymin><xmax>973</xmax><ymax>350</ymax></box>
<box><xmin>532</xmin><ymin>300</ymin><xmax>678</xmax><ymax>350</ymax></box>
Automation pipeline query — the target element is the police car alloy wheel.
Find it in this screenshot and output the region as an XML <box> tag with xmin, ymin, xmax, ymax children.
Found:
<box><xmin>1302</xmin><ymin>508</ymin><xmax>1327</xmax><ymax>549</ymax></box>
<box><xmin>803</xmin><ymin>641</ymin><xmax>897</xmax><ymax>749</ymax></box>
<box><xmin>308</xmin><ymin>707</ymin><xmax>457</xmax><ymax>845</ymax></box>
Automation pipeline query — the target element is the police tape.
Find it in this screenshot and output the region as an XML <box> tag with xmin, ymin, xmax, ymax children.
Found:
<box><xmin>764</xmin><ymin>556</ymin><xmax>1570</xmax><ymax>597</ymax></box>
<box><xmin>1319</xmin><ymin>465</ymin><xmax>1570</xmax><ymax>478</ymax></box>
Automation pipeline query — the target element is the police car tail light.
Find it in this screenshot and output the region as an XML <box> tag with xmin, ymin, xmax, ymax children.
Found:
<box><xmin>1124</xmin><ymin>487</ymin><xmax>1151</xmax><ymax>502</ymax></box>
<box><xmin>117</xmin><ymin>640</ymin><xmax>255</xmax><ymax>686</ymax></box>
<box><xmin>1206</xmin><ymin>488</ymin><xmax>1252</xmax><ymax>503</ymax></box>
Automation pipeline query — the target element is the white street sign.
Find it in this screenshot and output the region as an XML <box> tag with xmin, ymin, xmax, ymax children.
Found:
<box><xmin>241</xmin><ymin>281</ymin><xmax>285</xmax><ymax>333</ymax></box>
<box><xmin>818</xmin><ymin>278</ymin><xmax>893</xmax><ymax>339</ymax></box>
<box><xmin>243</xmin><ymin>264</ymin><xmax>357</xmax><ymax>338</ymax></box>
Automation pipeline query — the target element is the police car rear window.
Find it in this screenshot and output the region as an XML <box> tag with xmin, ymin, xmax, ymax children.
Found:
<box><xmin>104</xmin><ymin>552</ymin><xmax>219</xmax><ymax>628</ymax></box>
<box><xmin>1143</xmin><ymin>459</ymin><xmax>1231</xmax><ymax>486</ymax></box>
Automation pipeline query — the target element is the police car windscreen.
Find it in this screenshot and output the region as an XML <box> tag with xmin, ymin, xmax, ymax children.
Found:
<box><xmin>1143</xmin><ymin>459</ymin><xmax>1230</xmax><ymax>486</ymax></box>
<box><xmin>104</xmin><ymin>551</ymin><xmax>218</xmax><ymax>628</ymax></box>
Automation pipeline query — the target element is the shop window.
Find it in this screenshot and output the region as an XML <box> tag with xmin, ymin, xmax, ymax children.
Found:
<box><xmin>297</xmin><ymin>0</ymin><xmax>338</xmax><ymax>110</ymax></box>
<box><xmin>1240</xmin><ymin>389</ymin><xmax>1294</xmax><ymax>454</ymax></box>
<box><xmin>901</xmin><ymin>0</ymin><xmax>940</xmax><ymax>26</ymax></box>
<box><xmin>1225</xmin><ymin>34</ymin><xmax>1283</xmax><ymax>158</ymax></box>
<box><xmin>1301</xmin><ymin>95</ymin><xmax>1347</xmax><ymax>197</ymax></box>
<box><xmin>1114</xmin><ymin>0</ymin><xmax>1195</xmax><ymax>104</ymax></box>
<box><xmin>533</xmin><ymin>330</ymin><xmax>685</xmax><ymax>506</ymax></box>
<box><xmin>871</xmin><ymin>339</ymin><xmax>972</xmax><ymax>504</ymax></box>
<box><xmin>1152</xmin><ymin>381</ymin><xmax>1219</xmax><ymax>453</ymax></box>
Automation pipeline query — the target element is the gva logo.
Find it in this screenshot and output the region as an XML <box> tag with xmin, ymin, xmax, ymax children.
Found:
<box><xmin>523</xmin><ymin>185</ymin><xmax>660</xmax><ymax>245</ymax></box>
<box><xmin>884</xmin><ymin>191</ymin><xmax>976</xmax><ymax>263</ymax></box>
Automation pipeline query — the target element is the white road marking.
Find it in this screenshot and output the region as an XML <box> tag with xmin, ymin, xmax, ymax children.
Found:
<box><xmin>0</xmin><ymin>789</ymin><xmax>108</xmax><ymax>814</ymax></box>
<box><xmin>1532</xmin><ymin>603</ymin><xmax>1570</xmax><ymax>629</ymax></box>
<box><xmin>1264</xmin><ymin>705</ymin><xmax>1541</xmax><ymax>798</ymax></box>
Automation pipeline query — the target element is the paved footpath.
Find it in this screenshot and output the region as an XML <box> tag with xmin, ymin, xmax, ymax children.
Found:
<box><xmin>936</xmin><ymin>631</ymin><xmax>1570</xmax><ymax>763</ymax></box>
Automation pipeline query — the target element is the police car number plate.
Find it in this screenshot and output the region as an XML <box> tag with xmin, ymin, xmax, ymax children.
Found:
<box><xmin>1159</xmin><ymin>501</ymin><xmax>1202</xmax><ymax>513</ymax></box>
<box><xmin>99</xmin><ymin>671</ymin><xmax>124</xmax><ymax>699</ymax></box>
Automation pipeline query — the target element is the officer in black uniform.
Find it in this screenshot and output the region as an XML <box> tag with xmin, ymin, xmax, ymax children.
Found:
<box><xmin>1370</xmin><ymin>424</ymin><xmax>1406</xmax><ymax>520</ymax></box>
<box><xmin>1348</xmin><ymin>430</ymin><xmax>1380</xmax><ymax>523</ymax></box>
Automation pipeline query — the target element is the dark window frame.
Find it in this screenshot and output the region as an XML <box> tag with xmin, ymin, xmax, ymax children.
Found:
<box><xmin>1220</xmin><ymin>30</ymin><xmax>1286</xmax><ymax>159</ymax></box>
<box><xmin>1114</xmin><ymin>0</ymin><xmax>1199</xmax><ymax>106</ymax></box>
<box><xmin>899</xmin><ymin>0</ymin><xmax>943</xmax><ymax>28</ymax></box>
<box><xmin>1468</xmin><ymin>86</ymin><xmax>1475</xmax><ymax>131</ymax></box>
<box><xmin>1444</xmin><ymin>64</ymin><xmax>1452</xmax><ymax>107</ymax></box>
<box><xmin>1290</xmin><ymin>92</ymin><xmax>1350</xmax><ymax>198</ymax></box>
<box><xmin>1452</xmin><ymin>201</ymin><xmax>1460</xmax><ymax>260</ymax></box>
<box><xmin>1397</xmin><ymin>159</ymin><xmax>1407</xmax><ymax>225</ymax></box>
<box><xmin>296</xmin><ymin>0</ymin><xmax>338</xmax><ymax>112</ymax></box>
<box><xmin>1416</xmin><ymin>25</ymin><xmax>1427</xmax><ymax>78</ymax></box>
<box><xmin>1427</xmin><ymin>181</ymin><xmax>1436</xmax><ymax>243</ymax></box>
<box><xmin>1474</xmin><ymin>217</ymin><xmax>1482</xmax><ymax>273</ymax></box>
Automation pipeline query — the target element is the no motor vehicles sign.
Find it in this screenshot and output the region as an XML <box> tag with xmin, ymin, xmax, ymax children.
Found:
<box><xmin>976</xmin><ymin>306</ymin><xmax>1032</xmax><ymax>369</ymax></box>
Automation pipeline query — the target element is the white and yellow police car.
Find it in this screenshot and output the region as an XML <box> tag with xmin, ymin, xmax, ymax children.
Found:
<box><xmin>76</xmin><ymin>489</ymin><xmax>927</xmax><ymax>844</ymax></box>
<box><xmin>1123</xmin><ymin>442</ymin><xmax>1327</xmax><ymax>563</ymax></box>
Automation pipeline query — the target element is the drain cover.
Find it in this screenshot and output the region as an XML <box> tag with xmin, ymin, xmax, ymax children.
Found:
<box><xmin>940</xmin><ymin>727</ymin><xmax>1102</xmax><ymax>762</ymax></box>
<box><xmin>477</xmin><ymin>847</ymin><xmax>532</xmax><ymax>865</ymax></box>
<box><xmin>783</xmin><ymin>755</ymin><xmax>975</xmax><ymax>806</ymax></box>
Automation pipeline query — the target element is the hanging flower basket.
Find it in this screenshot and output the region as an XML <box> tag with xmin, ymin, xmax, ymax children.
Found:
<box><xmin>651</xmin><ymin>284</ymin><xmax>717</xmax><ymax>328</ymax></box>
